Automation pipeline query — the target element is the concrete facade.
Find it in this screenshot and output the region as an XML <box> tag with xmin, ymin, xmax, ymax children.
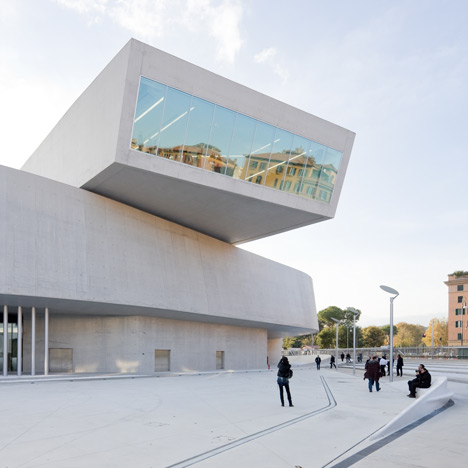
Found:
<box><xmin>22</xmin><ymin>39</ymin><xmax>355</xmax><ymax>244</ymax></box>
<box><xmin>1</xmin><ymin>39</ymin><xmax>354</xmax><ymax>375</ymax></box>
<box><xmin>22</xmin><ymin>315</ymin><xmax>267</xmax><ymax>374</ymax></box>
<box><xmin>0</xmin><ymin>164</ymin><xmax>315</xmax><ymax>373</ymax></box>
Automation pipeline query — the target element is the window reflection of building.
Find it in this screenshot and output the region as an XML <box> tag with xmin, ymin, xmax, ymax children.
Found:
<box><xmin>242</xmin><ymin>150</ymin><xmax>337</xmax><ymax>202</ymax></box>
<box><xmin>131</xmin><ymin>77</ymin><xmax>342</xmax><ymax>204</ymax></box>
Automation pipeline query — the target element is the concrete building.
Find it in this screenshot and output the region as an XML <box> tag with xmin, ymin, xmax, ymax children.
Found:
<box><xmin>445</xmin><ymin>272</ymin><xmax>468</xmax><ymax>346</ymax></box>
<box><xmin>0</xmin><ymin>39</ymin><xmax>355</xmax><ymax>375</ymax></box>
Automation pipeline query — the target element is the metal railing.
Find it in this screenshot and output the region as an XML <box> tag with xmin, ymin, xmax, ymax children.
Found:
<box><xmin>310</xmin><ymin>346</ymin><xmax>468</xmax><ymax>360</ymax></box>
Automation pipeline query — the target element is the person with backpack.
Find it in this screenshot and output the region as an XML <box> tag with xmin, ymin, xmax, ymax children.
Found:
<box><xmin>277</xmin><ymin>356</ymin><xmax>294</xmax><ymax>407</ymax></box>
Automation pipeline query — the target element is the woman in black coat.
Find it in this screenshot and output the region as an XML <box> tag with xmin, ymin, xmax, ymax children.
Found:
<box><xmin>277</xmin><ymin>356</ymin><xmax>294</xmax><ymax>407</ymax></box>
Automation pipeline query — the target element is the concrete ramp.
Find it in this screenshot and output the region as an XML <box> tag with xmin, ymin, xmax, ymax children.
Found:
<box><xmin>370</xmin><ymin>377</ymin><xmax>453</xmax><ymax>441</ymax></box>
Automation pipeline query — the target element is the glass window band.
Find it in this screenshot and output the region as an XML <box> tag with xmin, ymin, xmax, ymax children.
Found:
<box><xmin>131</xmin><ymin>76</ymin><xmax>342</xmax><ymax>204</ymax></box>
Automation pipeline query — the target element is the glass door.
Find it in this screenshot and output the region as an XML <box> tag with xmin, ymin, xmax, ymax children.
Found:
<box><xmin>0</xmin><ymin>318</ymin><xmax>18</xmax><ymax>373</ymax></box>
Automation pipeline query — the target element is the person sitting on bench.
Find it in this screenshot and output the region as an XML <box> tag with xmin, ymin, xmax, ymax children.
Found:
<box><xmin>407</xmin><ymin>364</ymin><xmax>431</xmax><ymax>398</ymax></box>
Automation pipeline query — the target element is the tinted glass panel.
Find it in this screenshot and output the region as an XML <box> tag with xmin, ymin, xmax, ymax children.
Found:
<box><xmin>225</xmin><ymin>114</ymin><xmax>256</xmax><ymax>178</ymax></box>
<box><xmin>157</xmin><ymin>87</ymin><xmax>192</xmax><ymax>161</ymax></box>
<box><xmin>316</xmin><ymin>147</ymin><xmax>342</xmax><ymax>202</ymax></box>
<box><xmin>282</xmin><ymin>135</ymin><xmax>311</xmax><ymax>194</ymax></box>
<box><xmin>264</xmin><ymin>128</ymin><xmax>294</xmax><ymax>190</ymax></box>
<box><xmin>204</xmin><ymin>105</ymin><xmax>236</xmax><ymax>173</ymax></box>
<box><xmin>130</xmin><ymin>76</ymin><xmax>343</xmax><ymax>204</ymax></box>
<box><xmin>243</xmin><ymin>121</ymin><xmax>276</xmax><ymax>184</ymax></box>
<box><xmin>131</xmin><ymin>77</ymin><xmax>166</xmax><ymax>154</ymax></box>
<box><xmin>302</xmin><ymin>141</ymin><xmax>327</xmax><ymax>200</ymax></box>
<box><xmin>182</xmin><ymin>96</ymin><xmax>215</xmax><ymax>168</ymax></box>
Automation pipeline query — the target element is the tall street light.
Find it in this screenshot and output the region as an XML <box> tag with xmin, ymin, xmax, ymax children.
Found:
<box><xmin>380</xmin><ymin>285</ymin><xmax>399</xmax><ymax>382</ymax></box>
<box><xmin>460</xmin><ymin>297</ymin><xmax>467</xmax><ymax>347</ymax></box>
<box><xmin>331</xmin><ymin>317</ymin><xmax>340</xmax><ymax>369</ymax></box>
<box><xmin>347</xmin><ymin>307</ymin><xmax>359</xmax><ymax>375</ymax></box>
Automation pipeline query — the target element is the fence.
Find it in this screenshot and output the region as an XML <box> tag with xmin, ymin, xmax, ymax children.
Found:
<box><xmin>290</xmin><ymin>346</ymin><xmax>468</xmax><ymax>360</ymax></box>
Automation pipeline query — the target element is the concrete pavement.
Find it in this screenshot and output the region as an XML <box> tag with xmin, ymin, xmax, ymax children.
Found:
<box><xmin>0</xmin><ymin>357</ymin><xmax>466</xmax><ymax>467</ymax></box>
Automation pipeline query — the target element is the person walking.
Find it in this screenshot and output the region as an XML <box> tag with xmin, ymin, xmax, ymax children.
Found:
<box><xmin>277</xmin><ymin>356</ymin><xmax>294</xmax><ymax>407</ymax></box>
<box><xmin>365</xmin><ymin>356</ymin><xmax>381</xmax><ymax>392</ymax></box>
<box><xmin>330</xmin><ymin>355</ymin><xmax>336</xmax><ymax>369</ymax></box>
<box><xmin>396</xmin><ymin>354</ymin><xmax>404</xmax><ymax>376</ymax></box>
<box><xmin>341</xmin><ymin>352</ymin><xmax>345</xmax><ymax>362</ymax></box>
<box><xmin>315</xmin><ymin>355</ymin><xmax>321</xmax><ymax>370</ymax></box>
<box><xmin>407</xmin><ymin>364</ymin><xmax>431</xmax><ymax>398</ymax></box>
<box><xmin>380</xmin><ymin>355</ymin><xmax>387</xmax><ymax>377</ymax></box>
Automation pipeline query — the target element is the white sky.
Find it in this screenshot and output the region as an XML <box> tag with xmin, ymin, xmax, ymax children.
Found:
<box><xmin>1</xmin><ymin>0</ymin><xmax>467</xmax><ymax>328</ymax></box>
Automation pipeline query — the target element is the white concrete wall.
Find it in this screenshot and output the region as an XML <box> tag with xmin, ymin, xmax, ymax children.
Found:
<box><xmin>22</xmin><ymin>314</ymin><xmax>267</xmax><ymax>373</ymax></box>
<box><xmin>21</xmin><ymin>39</ymin><xmax>354</xmax><ymax>226</ymax></box>
<box><xmin>267</xmin><ymin>338</ymin><xmax>283</xmax><ymax>368</ymax></box>
<box><xmin>0</xmin><ymin>165</ymin><xmax>318</xmax><ymax>334</ymax></box>
<box><xmin>21</xmin><ymin>41</ymin><xmax>132</xmax><ymax>188</ymax></box>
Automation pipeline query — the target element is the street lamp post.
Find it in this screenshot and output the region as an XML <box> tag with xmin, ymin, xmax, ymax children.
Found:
<box><xmin>347</xmin><ymin>307</ymin><xmax>359</xmax><ymax>376</ymax></box>
<box><xmin>380</xmin><ymin>285</ymin><xmax>399</xmax><ymax>383</ymax></box>
<box><xmin>431</xmin><ymin>320</ymin><xmax>434</xmax><ymax>359</ymax></box>
<box><xmin>460</xmin><ymin>298</ymin><xmax>467</xmax><ymax>347</ymax></box>
<box><xmin>331</xmin><ymin>317</ymin><xmax>340</xmax><ymax>370</ymax></box>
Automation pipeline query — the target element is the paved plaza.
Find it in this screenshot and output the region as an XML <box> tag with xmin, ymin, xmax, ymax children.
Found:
<box><xmin>1</xmin><ymin>357</ymin><xmax>467</xmax><ymax>468</ymax></box>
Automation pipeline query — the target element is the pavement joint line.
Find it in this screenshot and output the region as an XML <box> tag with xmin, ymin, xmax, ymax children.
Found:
<box><xmin>324</xmin><ymin>399</ymin><xmax>455</xmax><ymax>468</ymax></box>
<box><xmin>165</xmin><ymin>376</ymin><xmax>336</xmax><ymax>468</ymax></box>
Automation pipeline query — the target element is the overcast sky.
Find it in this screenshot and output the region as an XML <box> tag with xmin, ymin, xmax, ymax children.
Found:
<box><xmin>1</xmin><ymin>0</ymin><xmax>467</xmax><ymax>328</ymax></box>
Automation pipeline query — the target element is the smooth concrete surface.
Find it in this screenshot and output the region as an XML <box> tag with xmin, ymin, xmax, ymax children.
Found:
<box><xmin>21</xmin><ymin>314</ymin><xmax>268</xmax><ymax>374</ymax></box>
<box><xmin>1</xmin><ymin>357</ymin><xmax>466</xmax><ymax>467</ymax></box>
<box><xmin>21</xmin><ymin>39</ymin><xmax>355</xmax><ymax>244</ymax></box>
<box><xmin>0</xmin><ymin>164</ymin><xmax>317</xmax><ymax>341</ymax></box>
<box><xmin>368</xmin><ymin>377</ymin><xmax>453</xmax><ymax>442</ymax></box>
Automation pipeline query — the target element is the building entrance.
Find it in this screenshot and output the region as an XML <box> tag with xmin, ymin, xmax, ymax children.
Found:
<box><xmin>0</xmin><ymin>315</ymin><xmax>19</xmax><ymax>373</ymax></box>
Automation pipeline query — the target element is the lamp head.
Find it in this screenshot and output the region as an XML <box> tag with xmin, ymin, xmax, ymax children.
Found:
<box><xmin>380</xmin><ymin>285</ymin><xmax>399</xmax><ymax>296</ymax></box>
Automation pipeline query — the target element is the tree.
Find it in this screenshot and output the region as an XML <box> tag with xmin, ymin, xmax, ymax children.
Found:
<box><xmin>422</xmin><ymin>319</ymin><xmax>448</xmax><ymax>347</ymax></box>
<box><xmin>453</xmin><ymin>270</ymin><xmax>468</xmax><ymax>277</ymax></box>
<box><xmin>337</xmin><ymin>324</ymin><xmax>363</xmax><ymax>348</ymax></box>
<box><xmin>381</xmin><ymin>325</ymin><xmax>398</xmax><ymax>345</ymax></box>
<box><xmin>315</xmin><ymin>327</ymin><xmax>336</xmax><ymax>348</ymax></box>
<box><xmin>361</xmin><ymin>326</ymin><xmax>386</xmax><ymax>347</ymax></box>
<box><xmin>317</xmin><ymin>306</ymin><xmax>346</xmax><ymax>329</ymax></box>
<box><xmin>282</xmin><ymin>334</ymin><xmax>311</xmax><ymax>349</ymax></box>
<box><xmin>317</xmin><ymin>306</ymin><xmax>362</xmax><ymax>331</ymax></box>
<box><xmin>393</xmin><ymin>322</ymin><xmax>426</xmax><ymax>347</ymax></box>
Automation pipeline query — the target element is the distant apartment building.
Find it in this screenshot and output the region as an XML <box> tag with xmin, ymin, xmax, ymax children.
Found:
<box><xmin>445</xmin><ymin>272</ymin><xmax>468</xmax><ymax>346</ymax></box>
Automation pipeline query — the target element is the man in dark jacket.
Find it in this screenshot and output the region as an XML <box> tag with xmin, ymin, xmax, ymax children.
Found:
<box><xmin>277</xmin><ymin>357</ymin><xmax>294</xmax><ymax>407</ymax></box>
<box><xmin>315</xmin><ymin>355</ymin><xmax>321</xmax><ymax>370</ymax></box>
<box><xmin>365</xmin><ymin>356</ymin><xmax>381</xmax><ymax>392</ymax></box>
<box><xmin>407</xmin><ymin>364</ymin><xmax>431</xmax><ymax>398</ymax></box>
<box><xmin>396</xmin><ymin>354</ymin><xmax>404</xmax><ymax>376</ymax></box>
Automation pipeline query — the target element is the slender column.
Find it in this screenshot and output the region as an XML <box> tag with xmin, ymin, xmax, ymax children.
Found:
<box><xmin>17</xmin><ymin>307</ymin><xmax>22</xmax><ymax>376</ymax></box>
<box><xmin>31</xmin><ymin>307</ymin><xmax>36</xmax><ymax>376</ymax></box>
<box><xmin>389</xmin><ymin>297</ymin><xmax>394</xmax><ymax>382</ymax></box>
<box><xmin>2</xmin><ymin>306</ymin><xmax>8</xmax><ymax>376</ymax></box>
<box><xmin>44</xmin><ymin>308</ymin><xmax>49</xmax><ymax>376</ymax></box>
